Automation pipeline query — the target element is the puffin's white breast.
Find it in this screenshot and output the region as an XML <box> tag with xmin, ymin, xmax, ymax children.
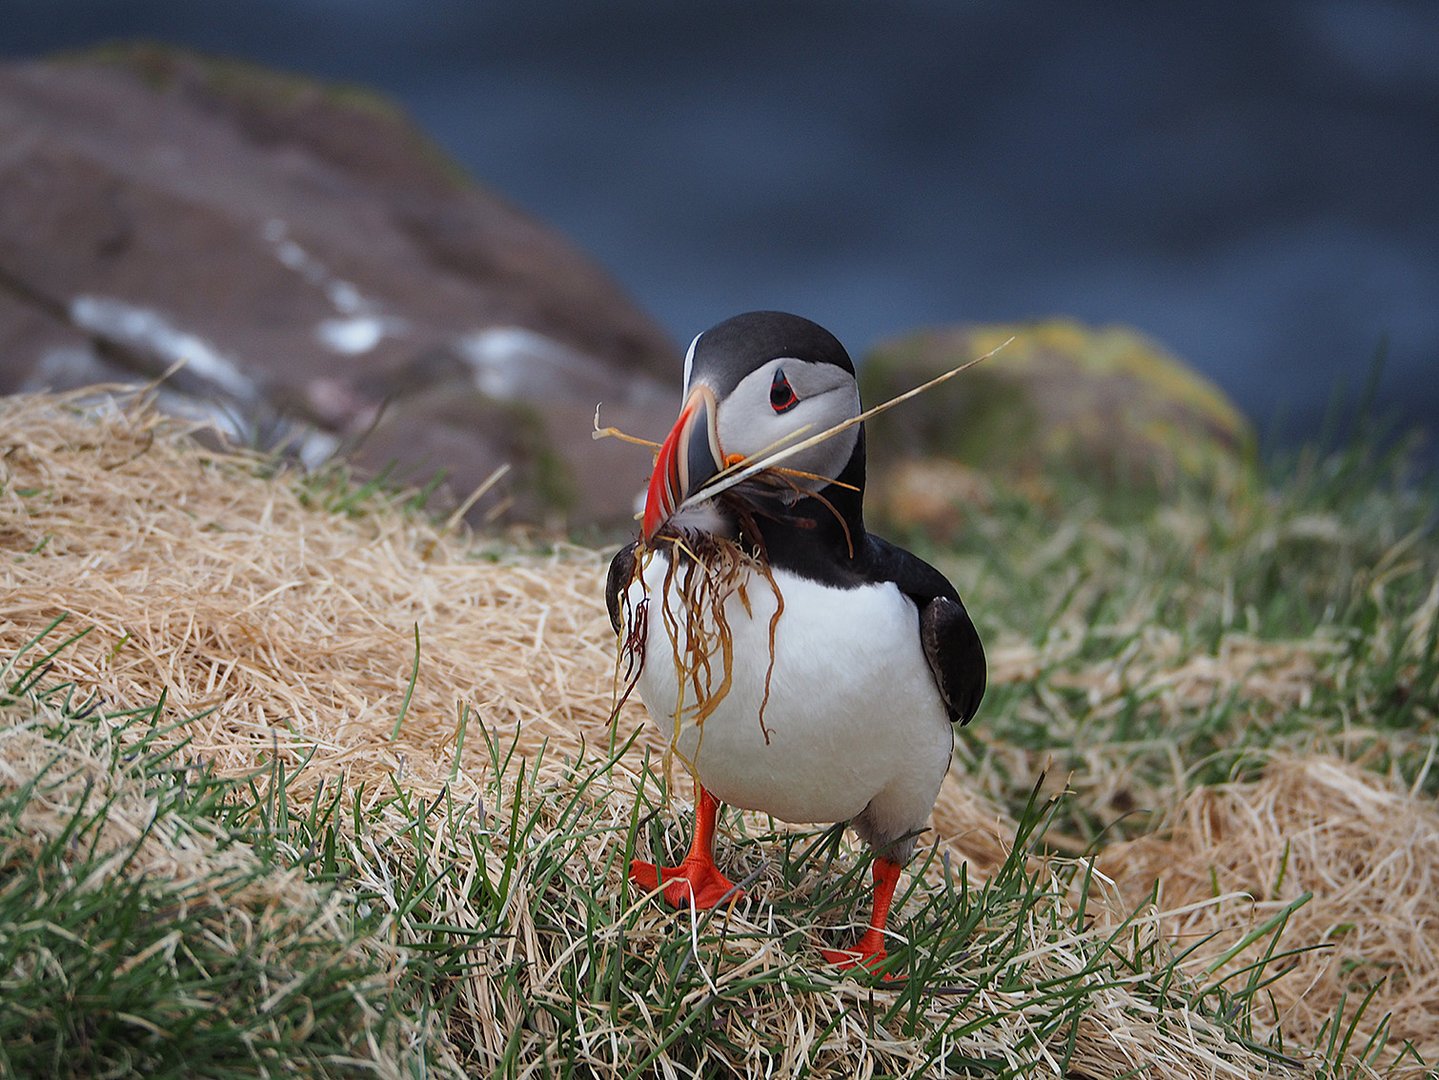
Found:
<box><xmin>627</xmin><ymin>552</ymin><xmax>952</xmax><ymax>830</ymax></box>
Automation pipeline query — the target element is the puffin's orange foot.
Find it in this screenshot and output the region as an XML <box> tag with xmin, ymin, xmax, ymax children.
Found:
<box><xmin>629</xmin><ymin>857</ymin><xmax>740</xmax><ymax>909</ymax></box>
<box><xmin>820</xmin><ymin>931</ymin><xmax>896</xmax><ymax>978</ymax></box>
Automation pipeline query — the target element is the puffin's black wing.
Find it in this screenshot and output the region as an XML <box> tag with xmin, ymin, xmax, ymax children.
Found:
<box><xmin>864</xmin><ymin>536</ymin><xmax>986</xmax><ymax>725</ymax></box>
<box><xmin>605</xmin><ymin>541</ymin><xmax>639</xmax><ymax>635</ymax></box>
<box><xmin>918</xmin><ymin>595</ymin><xmax>986</xmax><ymax>725</ymax></box>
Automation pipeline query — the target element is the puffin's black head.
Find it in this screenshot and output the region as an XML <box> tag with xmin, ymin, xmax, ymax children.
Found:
<box><xmin>643</xmin><ymin>311</ymin><xmax>863</xmax><ymax>540</ymax></box>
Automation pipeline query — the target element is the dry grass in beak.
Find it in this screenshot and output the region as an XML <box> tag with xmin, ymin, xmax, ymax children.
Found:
<box><xmin>592</xmin><ymin>339</ymin><xmax>1008</xmax><ymax>522</ymax></box>
<box><xmin>672</xmin><ymin>337</ymin><xmax>1011</xmax><ymax>513</ymax></box>
<box><xmin>591</xmin><ymin>404</ymin><xmax>662</xmax><ymax>451</ymax></box>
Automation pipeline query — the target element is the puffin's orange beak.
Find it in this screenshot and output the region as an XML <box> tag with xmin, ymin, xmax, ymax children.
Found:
<box><xmin>643</xmin><ymin>384</ymin><xmax>723</xmax><ymax>540</ymax></box>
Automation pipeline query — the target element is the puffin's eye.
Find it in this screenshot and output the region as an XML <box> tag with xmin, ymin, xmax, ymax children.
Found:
<box><xmin>769</xmin><ymin>369</ymin><xmax>800</xmax><ymax>414</ymax></box>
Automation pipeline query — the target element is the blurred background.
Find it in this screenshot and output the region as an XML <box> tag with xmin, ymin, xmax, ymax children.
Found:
<box><xmin>4</xmin><ymin>0</ymin><xmax>1436</xmax><ymax>494</ymax></box>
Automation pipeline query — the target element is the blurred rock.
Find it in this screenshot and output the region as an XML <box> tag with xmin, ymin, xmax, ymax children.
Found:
<box><xmin>0</xmin><ymin>43</ymin><xmax>675</xmax><ymax>526</ymax></box>
<box><xmin>860</xmin><ymin>321</ymin><xmax>1256</xmax><ymax>530</ymax></box>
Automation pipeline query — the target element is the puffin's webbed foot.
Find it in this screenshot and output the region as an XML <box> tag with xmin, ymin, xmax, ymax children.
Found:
<box><xmin>630</xmin><ymin>785</ymin><xmax>741</xmax><ymax>909</ymax></box>
<box><xmin>629</xmin><ymin>856</ymin><xmax>740</xmax><ymax>909</ymax></box>
<box><xmin>819</xmin><ymin>929</ymin><xmax>891</xmax><ymax>972</ymax></box>
<box><xmin>821</xmin><ymin>855</ymin><xmax>904</xmax><ymax>978</ymax></box>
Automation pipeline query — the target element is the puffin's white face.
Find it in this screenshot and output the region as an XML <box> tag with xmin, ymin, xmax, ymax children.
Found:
<box><xmin>644</xmin><ymin>350</ymin><xmax>861</xmax><ymax>540</ymax></box>
<box><xmin>711</xmin><ymin>357</ymin><xmax>860</xmax><ymax>486</ymax></box>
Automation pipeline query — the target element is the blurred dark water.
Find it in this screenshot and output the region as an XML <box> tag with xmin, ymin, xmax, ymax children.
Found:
<box><xmin>6</xmin><ymin>1</ymin><xmax>1438</xmax><ymax>458</ymax></box>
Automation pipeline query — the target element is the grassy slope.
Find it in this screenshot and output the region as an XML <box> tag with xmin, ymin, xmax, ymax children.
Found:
<box><xmin>926</xmin><ymin>433</ymin><xmax>1438</xmax><ymax>836</ymax></box>
<box><xmin>1</xmin><ymin>393</ymin><xmax>1436</xmax><ymax>1078</ymax></box>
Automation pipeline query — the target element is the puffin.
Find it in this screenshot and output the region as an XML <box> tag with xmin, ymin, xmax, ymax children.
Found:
<box><xmin>606</xmin><ymin>311</ymin><xmax>985</xmax><ymax>970</ymax></box>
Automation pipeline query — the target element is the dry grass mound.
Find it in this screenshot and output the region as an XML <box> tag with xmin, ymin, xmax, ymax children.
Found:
<box><xmin>1106</xmin><ymin>755</ymin><xmax>1439</xmax><ymax>1063</ymax></box>
<box><xmin>1</xmin><ymin>390</ymin><xmax>614</xmax><ymax>809</ymax></box>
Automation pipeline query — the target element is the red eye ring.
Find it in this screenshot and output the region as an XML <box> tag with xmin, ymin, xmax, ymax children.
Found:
<box><xmin>770</xmin><ymin>369</ymin><xmax>799</xmax><ymax>413</ymax></box>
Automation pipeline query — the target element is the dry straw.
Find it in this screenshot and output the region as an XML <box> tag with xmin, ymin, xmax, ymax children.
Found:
<box><xmin>2</xmin><ymin>387</ymin><xmax>1434</xmax><ymax>1076</ymax></box>
<box><xmin>1106</xmin><ymin>755</ymin><xmax>1439</xmax><ymax>1064</ymax></box>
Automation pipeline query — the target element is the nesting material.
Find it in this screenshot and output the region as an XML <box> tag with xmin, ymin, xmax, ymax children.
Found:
<box><xmin>616</xmin><ymin>534</ymin><xmax>786</xmax><ymax>769</ymax></box>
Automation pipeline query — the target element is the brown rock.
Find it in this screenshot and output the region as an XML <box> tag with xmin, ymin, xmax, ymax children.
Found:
<box><xmin>0</xmin><ymin>44</ymin><xmax>676</xmax><ymax>526</ymax></box>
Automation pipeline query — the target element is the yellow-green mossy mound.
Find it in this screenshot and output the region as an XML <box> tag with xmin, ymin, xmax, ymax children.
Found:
<box><xmin>861</xmin><ymin>321</ymin><xmax>1256</xmax><ymax>533</ymax></box>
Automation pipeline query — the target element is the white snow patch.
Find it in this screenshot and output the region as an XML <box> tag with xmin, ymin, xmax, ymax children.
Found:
<box><xmin>70</xmin><ymin>296</ymin><xmax>256</xmax><ymax>401</ymax></box>
<box><xmin>456</xmin><ymin>326</ymin><xmax>606</xmax><ymax>402</ymax></box>
<box><xmin>264</xmin><ymin>220</ymin><xmax>395</xmax><ymax>350</ymax></box>
<box><xmin>290</xmin><ymin>428</ymin><xmax>342</xmax><ymax>470</ymax></box>
<box><xmin>315</xmin><ymin>315</ymin><xmax>406</xmax><ymax>356</ymax></box>
<box><xmin>153</xmin><ymin>385</ymin><xmax>340</xmax><ymax>470</ymax></box>
<box><xmin>275</xmin><ymin>239</ymin><xmax>311</xmax><ymax>274</ymax></box>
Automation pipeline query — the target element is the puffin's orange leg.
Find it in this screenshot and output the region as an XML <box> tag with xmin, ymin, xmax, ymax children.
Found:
<box><xmin>630</xmin><ymin>785</ymin><xmax>740</xmax><ymax>909</ymax></box>
<box><xmin>820</xmin><ymin>856</ymin><xmax>903</xmax><ymax>973</ymax></box>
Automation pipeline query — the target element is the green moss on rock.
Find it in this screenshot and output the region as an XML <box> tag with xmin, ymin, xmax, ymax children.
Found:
<box><xmin>860</xmin><ymin>320</ymin><xmax>1257</xmax><ymax>520</ymax></box>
